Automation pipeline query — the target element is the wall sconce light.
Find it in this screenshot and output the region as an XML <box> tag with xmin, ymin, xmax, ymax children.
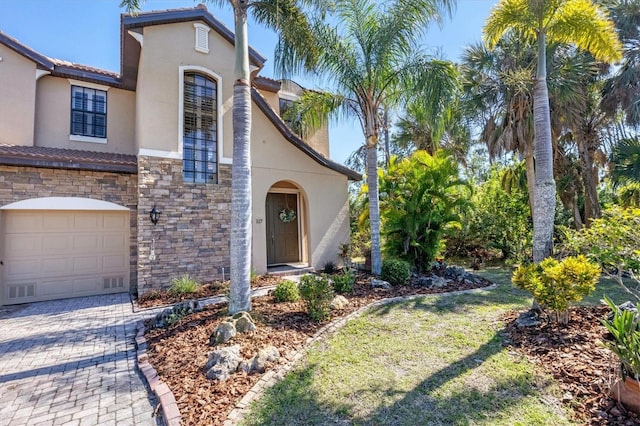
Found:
<box><xmin>149</xmin><ymin>205</ymin><xmax>161</xmax><ymax>225</ymax></box>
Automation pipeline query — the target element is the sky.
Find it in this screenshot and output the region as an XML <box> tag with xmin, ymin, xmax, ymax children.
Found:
<box><xmin>0</xmin><ymin>0</ymin><xmax>497</xmax><ymax>164</ymax></box>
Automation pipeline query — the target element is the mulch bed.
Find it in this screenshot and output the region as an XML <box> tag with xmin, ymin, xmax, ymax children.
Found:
<box><xmin>503</xmin><ymin>306</ymin><xmax>640</xmax><ymax>425</ymax></box>
<box><xmin>143</xmin><ymin>272</ymin><xmax>490</xmax><ymax>425</ymax></box>
<box><xmin>143</xmin><ymin>272</ymin><xmax>638</xmax><ymax>425</ymax></box>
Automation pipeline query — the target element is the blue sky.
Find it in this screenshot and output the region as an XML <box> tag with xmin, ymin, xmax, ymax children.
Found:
<box><xmin>0</xmin><ymin>0</ymin><xmax>496</xmax><ymax>164</ymax></box>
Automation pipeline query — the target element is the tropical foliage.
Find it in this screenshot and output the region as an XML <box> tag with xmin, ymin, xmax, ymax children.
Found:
<box><xmin>512</xmin><ymin>255</ymin><xmax>601</xmax><ymax>324</ymax></box>
<box><xmin>378</xmin><ymin>151</ymin><xmax>471</xmax><ymax>271</ymax></box>
<box><xmin>601</xmin><ymin>296</ymin><xmax>640</xmax><ymax>380</ymax></box>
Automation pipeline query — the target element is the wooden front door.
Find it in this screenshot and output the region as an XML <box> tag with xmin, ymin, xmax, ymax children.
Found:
<box><xmin>266</xmin><ymin>193</ymin><xmax>299</xmax><ymax>265</ymax></box>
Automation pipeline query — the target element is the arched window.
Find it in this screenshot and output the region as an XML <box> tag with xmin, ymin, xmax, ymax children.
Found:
<box><xmin>183</xmin><ymin>72</ymin><xmax>217</xmax><ymax>183</ymax></box>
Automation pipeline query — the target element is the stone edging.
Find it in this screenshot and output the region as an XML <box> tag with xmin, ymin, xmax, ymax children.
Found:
<box><xmin>134</xmin><ymin>283</ymin><xmax>497</xmax><ymax>426</ymax></box>
<box><xmin>223</xmin><ymin>283</ymin><xmax>498</xmax><ymax>425</ymax></box>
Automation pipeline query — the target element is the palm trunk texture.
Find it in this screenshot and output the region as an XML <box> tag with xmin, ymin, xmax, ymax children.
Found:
<box><xmin>366</xmin><ymin>145</ymin><xmax>382</xmax><ymax>275</ymax></box>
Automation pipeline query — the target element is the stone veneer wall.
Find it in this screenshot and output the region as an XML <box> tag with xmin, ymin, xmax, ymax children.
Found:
<box><xmin>137</xmin><ymin>156</ymin><xmax>231</xmax><ymax>294</ymax></box>
<box><xmin>0</xmin><ymin>165</ymin><xmax>139</xmax><ymax>289</ymax></box>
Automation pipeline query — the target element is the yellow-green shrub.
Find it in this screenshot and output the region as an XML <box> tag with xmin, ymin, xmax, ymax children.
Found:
<box><xmin>512</xmin><ymin>255</ymin><xmax>601</xmax><ymax>323</ymax></box>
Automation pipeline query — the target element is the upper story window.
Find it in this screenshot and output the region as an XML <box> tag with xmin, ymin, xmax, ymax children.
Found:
<box><xmin>183</xmin><ymin>72</ymin><xmax>217</xmax><ymax>183</ymax></box>
<box><xmin>70</xmin><ymin>86</ymin><xmax>107</xmax><ymax>139</ymax></box>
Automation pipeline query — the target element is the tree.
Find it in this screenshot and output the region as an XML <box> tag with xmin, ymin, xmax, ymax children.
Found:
<box><xmin>276</xmin><ymin>0</ymin><xmax>458</xmax><ymax>275</ymax></box>
<box><xmin>484</xmin><ymin>0</ymin><xmax>622</xmax><ymax>262</ymax></box>
<box><xmin>122</xmin><ymin>0</ymin><xmax>322</xmax><ymax>313</ymax></box>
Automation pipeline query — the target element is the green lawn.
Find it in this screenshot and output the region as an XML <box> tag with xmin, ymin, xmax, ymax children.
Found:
<box><xmin>240</xmin><ymin>269</ymin><xmax>633</xmax><ymax>426</ymax></box>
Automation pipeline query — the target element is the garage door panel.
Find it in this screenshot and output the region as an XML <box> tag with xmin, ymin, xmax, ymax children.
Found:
<box><xmin>2</xmin><ymin>210</ymin><xmax>130</xmax><ymax>305</ymax></box>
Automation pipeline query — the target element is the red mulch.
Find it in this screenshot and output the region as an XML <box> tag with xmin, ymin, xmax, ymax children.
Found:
<box><xmin>503</xmin><ymin>306</ymin><xmax>640</xmax><ymax>425</ymax></box>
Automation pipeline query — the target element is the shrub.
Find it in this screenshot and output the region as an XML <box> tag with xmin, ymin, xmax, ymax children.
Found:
<box><xmin>381</xmin><ymin>259</ymin><xmax>411</xmax><ymax>286</ymax></box>
<box><xmin>168</xmin><ymin>275</ymin><xmax>199</xmax><ymax>296</ymax></box>
<box><xmin>512</xmin><ymin>255</ymin><xmax>601</xmax><ymax>324</ymax></box>
<box><xmin>273</xmin><ymin>280</ymin><xmax>300</xmax><ymax>303</ymax></box>
<box><xmin>322</xmin><ymin>261</ymin><xmax>337</xmax><ymax>274</ymax></box>
<box><xmin>332</xmin><ymin>270</ymin><xmax>355</xmax><ymax>294</ymax></box>
<box><xmin>601</xmin><ymin>296</ymin><xmax>640</xmax><ymax>380</ymax></box>
<box><xmin>299</xmin><ymin>274</ymin><xmax>334</xmax><ymax>321</ymax></box>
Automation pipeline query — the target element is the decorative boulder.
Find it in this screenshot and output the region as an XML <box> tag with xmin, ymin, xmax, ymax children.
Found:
<box><xmin>330</xmin><ymin>295</ymin><xmax>349</xmax><ymax>310</ymax></box>
<box><xmin>371</xmin><ymin>279</ymin><xmax>391</xmax><ymax>289</ymax></box>
<box><xmin>233</xmin><ymin>311</ymin><xmax>257</xmax><ymax>333</ymax></box>
<box><xmin>205</xmin><ymin>345</ymin><xmax>242</xmax><ymax>381</ymax></box>
<box><xmin>443</xmin><ymin>265</ymin><xmax>467</xmax><ymax>280</ymax></box>
<box><xmin>249</xmin><ymin>346</ymin><xmax>280</xmax><ymax>374</ymax></box>
<box><xmin>210</xmin><ymin>321</ymin><xmax>237</xmax><ymax>345</ymax></box>
<box><xmin>516</xmin><ymin>310</ymin><xmax>541</xmax><ymax>328</ymax></box>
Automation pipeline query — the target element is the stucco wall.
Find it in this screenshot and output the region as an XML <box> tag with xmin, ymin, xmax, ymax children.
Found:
<box><xmin>251</xmin><ymin>105</ymin><xmax>350</xmax><ymax>274</ymax></box>
<box><xmin>0</xmin><ymin>45</ymin><xmax>37</xmax><ymax>146</ymax></box>
<box><xmin>136</xmin><ymin>157</ymin><xmax>232</xmax><ymax>293</ymax></box>
<box><xmin>0</xmin><ymin>165</ymin><xmax>139</xmax><ymax>289</ymax></box>
<box><xmin>134</xmin><ymin>21</ymin><xmax>235</xmax><ymax>160</ymax></box>
<box><xmin>34</xmin><ymin>76</ymin><xmax>136</xmax><ymax>154</ymax></box>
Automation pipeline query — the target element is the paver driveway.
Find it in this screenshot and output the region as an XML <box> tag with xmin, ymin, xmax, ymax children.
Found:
<box><xmin>0</xmin><ymin>293</ymin><xmax>158</xmax><ymax>426</ymax></box>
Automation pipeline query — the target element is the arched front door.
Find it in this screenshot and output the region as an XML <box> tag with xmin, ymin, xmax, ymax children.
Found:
<box><xmin>266</xmin><ymin>192</ymin><xmax>300</xmax><ymax>265</ymax></box>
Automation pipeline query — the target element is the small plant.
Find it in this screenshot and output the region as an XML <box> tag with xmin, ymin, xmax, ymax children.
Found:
<box><xmin>323</xmin><ymin>261</ymin><xmax>337</xmax><ymax>274</ymax></box>
<box><xmin>381</xmin><ymin>258</ymin><xmax>411</xmax><ymax>286</ymax></box>
<box><xmin>332</xmin><ymin>270</ymin><xmax>355</xmax><ymax>294</ymax></box>
<box><xmin>601</xmin><ymin>296</ymin><xmax>640</xmax><ymax>380</ymax></box>
<box><xmin>338</xmin><ymin>243</ymin><xmax>351</xmax><ymax>269</ymax></box>
<box><xmin>168</xmin><ymin>275</ymin><xmax>199</xmax><ymax>296</ymax></box>
<box><xmin>512</xmin><ymin>255</ymin><xmax>601</xmax><ymax>324</ymax></box>
<box><xmin>273</xmin><ymin>280</ymin><xmax>301</xmax><ymax>303</ymax></box>
<box><xmin>138</xmin><ymin>289</ymin><xmax>163</xmax><ymax>303</ymax></box>
<box><xmin>299</xmin><ymin>274</ymin><xmax>334</xmax><ymax>321</ymax></box>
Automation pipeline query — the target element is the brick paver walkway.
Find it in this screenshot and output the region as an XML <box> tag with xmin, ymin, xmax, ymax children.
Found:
<box><xmin>0</xmin><ymin>293</ymin><xmax>159</xmax><ymax>426</ymax></box>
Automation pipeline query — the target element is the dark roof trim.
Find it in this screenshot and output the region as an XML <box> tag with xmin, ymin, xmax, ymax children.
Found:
<box><xmin>254</xmin><ymin>76</ymin><xmax>281</xmax><ymax>93</ymax></box>
<box><xmin>251</xmin><ymin>88</ymin><xmax>362</xmax><ymax>181</ymax></box>
<box><xmin>0</xmin><ymin>31</ymin><xmax>55</xmax><ymax>70</ymax></box>
<box><xmin>52</xmin><ymin>67</ymin><xmax>123</xmax><ymax>88</ymax></box>
<box><xmin>122</xmin><ymin>7</ymin><xmax>266</xmax><ymax>68</ymax></box>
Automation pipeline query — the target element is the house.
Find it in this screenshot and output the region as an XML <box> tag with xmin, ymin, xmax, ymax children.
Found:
<box><xmin>0</xmin><ymin>5</ymin><xmax>360</xmax><ymax>306</ymax></box>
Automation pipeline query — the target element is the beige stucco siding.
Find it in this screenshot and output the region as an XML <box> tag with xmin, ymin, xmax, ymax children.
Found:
<box><xmin>135</xmin><ymin>22</ymin><xmax>235</xmax><ymax>159</ymax></box>
<box><xmin>34</xmin><ymin>76</ymin><xmax>135</xmax><ymax>154</ymax></box>
<box><xmin>0</xmin><ymin>45</ymin><xmax>37</xmax><ymax>146</ymax></box>
<box><xmin>251</xmin><ymin>103</ymin><xmax>350</xmax><ymax>273</ymax></box>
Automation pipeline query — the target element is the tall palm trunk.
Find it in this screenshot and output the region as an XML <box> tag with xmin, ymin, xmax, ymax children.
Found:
<box><xmin>366</xmin><ymin>133</ymin><xmax>382</xmax><ymax>276</ymax></box>
<box><xmin>229</xmin><ymin>4</ymin><xmax>252</xmax><ymax>314</ymax></box>
<box><xmin>524</xmin><ymin>143</ymin><xmax>535</xmax><ymax>217</ymax></box>
<box><xmin>532</xmin><ymin>31</ymin><xmax>556</xmax><ymax>263</ymax></box>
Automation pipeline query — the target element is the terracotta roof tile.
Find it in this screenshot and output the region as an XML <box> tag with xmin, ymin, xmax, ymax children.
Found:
<box><xmin>0</xmin><ymin>144</ymin><xmax>137</xmax><ymax>173</ymax></box>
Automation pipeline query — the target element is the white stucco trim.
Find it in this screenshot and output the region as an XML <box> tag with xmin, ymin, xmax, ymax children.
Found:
<box><xmin>69</xmin><ymin>134</ymin><xmax>107</xmax><ymax>144</ymax></box>
<box><xmin>67</xmin><ymin>79</ymin><xmax>110</xmax><ymax>92</ymax></box>
<box><xmin>35</xmin><ymin>70</ymin><xmax>51</xmax><ymax>80</ymax></box>
<box><xmin>178</xmin><ymin>65</ymin><xmax>227</xmax><ymax>166</ymax></box>
<box><xmin>128</xmin><ymin>30</ymin><xmax>144</xmax><ymax>47</ymax></box>
<box><xmin>138</xmin><ymin>148</ymin><xmax>182</xmax><ymax>159</ymax></box>
<box><xmin>1</xmin><ymin>197</ymin><xmax>129</xmax><ymax>211</ymax></box>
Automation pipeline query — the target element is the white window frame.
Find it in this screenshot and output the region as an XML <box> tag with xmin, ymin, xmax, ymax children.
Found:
<box><xmin>68</xmin><ymin>79</ymin><xmax>109</xmax><ymax>144</ymax></box>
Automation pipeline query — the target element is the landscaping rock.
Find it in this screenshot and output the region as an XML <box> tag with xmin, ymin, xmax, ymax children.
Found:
<box><xmin>371</xmin><ymin>279</ymin><xmax>391</xmax><ymax>289</ymax></box>
<box><xmin>443</xmin><ymin>265</ymin><xmax>467</xmax><ymax>280</ymax></box>
<box><xmin>210</xmin><ymin>321</ymin><xmax>237</xmax><ymax>345</ymax></box>
<box><xmin>249</xmin><ymin>346</ymin><xmax>280</xmax><ymax>374</ymax></box>
<box><xmin>205</xmin><ymin>345</ymin><xmax>242</xmax><ymax>381</ymax></box>
<box><xmin>330</xmin><ymin>295</ymin><xmax>349</xmax><ymax>310</ymax></box>
<box><xmin>415</xmin><ymin>276</ymin><xmax>449</xmax><ymax>288</ymax></box>
<box><xmin>233</xmin><ymin>311</ymin><xmax>257</xmax><ymax>333</ymax></box>
<box><xmin>516</xmin><ymin>310</ymin><xmax>541</xmax><ymax>328</ymax></box>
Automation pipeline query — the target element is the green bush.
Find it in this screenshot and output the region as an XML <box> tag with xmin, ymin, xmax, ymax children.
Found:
<box><xmin>512</xmin><ymin>255</ymin><xmax>601</xmax><ymax>324</ymax></box>
<box><xmin>601</xmin><ymin>296</ymin><xmax>640</xmax><ymax>379</ymax></box>
<box><xmin>299</xmin><ymin>274</ymin><xmax>334</xmax><ymax>321</ymax></box>
<box><xmin>273</xmin><ymin>280</ymin><xmax>300</xmax><ymax>303</ymax></box>
<box><xmin>381</xmin><ymin>259</ymin><xmax>411</xmax><ymax>286</ymax></box>
<box><xmin>168</xmin><ymin>275</ymin><xmax>199</xmax><ymax>296</ymax></box>
<box><xmin>332</xmin><ymin>270</ymin><xmax>355</xmax><ymax>294</ymax></box>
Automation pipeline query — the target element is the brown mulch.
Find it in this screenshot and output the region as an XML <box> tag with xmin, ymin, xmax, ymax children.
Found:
<box><xmin>503</xmin><ymin>306</ymin><xmax>640</xmax><ymax>425</ymax></box>
<box><xmin>143</xmin><ymin>272</ymin><xmax>491</xmax><ymax>425</ymax></box>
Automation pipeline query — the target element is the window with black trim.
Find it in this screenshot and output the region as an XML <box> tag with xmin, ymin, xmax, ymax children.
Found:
<box><xmin>183</xmin><ymin>72</ymin><xmax>217</xmax><ymax>183</ymax></box>
<box><xmin>71</xmin><ymin>86</ymin><xmax>107</xmax><ymax>138</ymax></box>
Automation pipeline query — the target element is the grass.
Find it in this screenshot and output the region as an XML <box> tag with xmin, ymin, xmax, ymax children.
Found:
<box><xmin>241</xmin><ymin>268</ymin><xmax>637</xmax><ymax>425</ymax></box>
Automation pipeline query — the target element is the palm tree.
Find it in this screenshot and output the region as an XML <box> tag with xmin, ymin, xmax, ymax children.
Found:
<box><xmin>484</xmin><ymin>0</ymin><xmax>622</xmax><ymax>262</ymax></box>
<box><xmin>275</xmin><ymin>0</ymin><xmax>458</xmax><ymax>275</ymax></box>
<box><xmin>611</xmin><ymin>137</ymin><xmax>640</xmax><ymax>185</ymax></box>
<box><xmin>122</xmin><ymin>0</ymin><xmax>322</xmax><ymax>313</ymax></box>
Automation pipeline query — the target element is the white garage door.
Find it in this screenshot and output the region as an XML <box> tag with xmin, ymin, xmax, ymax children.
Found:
<box><xmin>1</xmin><ymin>210</ymin><xmax>130</xmax><ymax>305</ymax></box>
